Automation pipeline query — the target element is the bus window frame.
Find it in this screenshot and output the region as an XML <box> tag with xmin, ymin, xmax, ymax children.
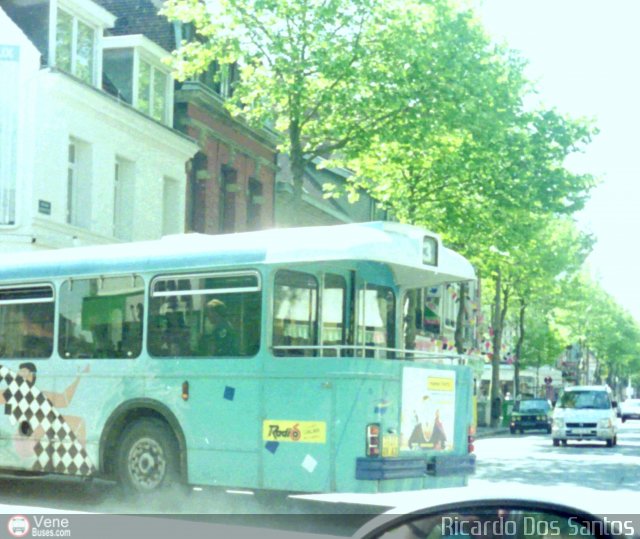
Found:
<box><xmin>354</xmin><ymin>281</ymin><xmax>397</xmax><ymax>358</ymax></box>
<box><xmin>151</xmin><ymin>270</ymin><xmax>261</xmax><ymax>298</ymax></box>
<box><xmin>0</xmin><ymin>282</ymin><xmax>56</xmax><ymax>360</ymax></box>
<box><xmin>271</xmin><ymin>268</ymin><xmax>320</xmax><ymax>357</ymax></box>
<box><xmin>58</xmin><ymin>273</ymin><xmax>145</xmax><ymax>360</ymax></box>
<box><xmin>319</xmin><ymin>272</ymin><xmax>349</xmax><ymax>356</ymax></box>
<box><xmin>148</xmin><ymin>268</ymin><xmax>263</xmax><ymax>360</ymax></box>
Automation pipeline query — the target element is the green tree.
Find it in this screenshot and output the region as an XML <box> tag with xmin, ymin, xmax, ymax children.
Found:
<box><xmin>509</xmin><ymin>217</ymin><xmax>593</xmax><ymax>397</ymax></box>
<box><xmin>556</xmin><ymin>274</ymin><xmax>640</xmax><ymax>397</ymax></box>
<box><xmin>163</xmin><ymin>0</ymin><xmax>445</xmax><ymax>197</ymax></box>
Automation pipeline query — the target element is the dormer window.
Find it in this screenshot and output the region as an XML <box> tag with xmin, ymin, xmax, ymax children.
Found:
<box><xmin>55</xmin><ymin>8</ymin><xmax>96</xmax><ymax>84</ymax></box>
<box><xmin>49</xmin><ymin>0</ymin><xmax>115</xmax><ymax>87</ymax></box>
<box><xmin>138</xmin><ymin>59</ymin><xmax>169</xmax><ymax>123</ymax></box>
<box><xmin>103</xmin><ymin>35</ymin><xmax>173</xmax><ymax>126</ymax></box>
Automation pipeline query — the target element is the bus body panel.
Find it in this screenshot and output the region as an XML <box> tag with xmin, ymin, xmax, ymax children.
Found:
<box><xmin>0</xmin><ymin>223</ymin><xmax>477</xmax><ymax>493</ymax></box>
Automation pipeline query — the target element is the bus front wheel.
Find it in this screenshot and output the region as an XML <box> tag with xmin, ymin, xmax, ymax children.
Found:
<box><xmin>115</xmin><ymin>419</ymin><xmax>181</xmax><ymax>495</ymax></box>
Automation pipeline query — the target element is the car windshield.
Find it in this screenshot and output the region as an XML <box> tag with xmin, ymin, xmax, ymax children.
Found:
<box><xmin>514</xmin><ymin>400</ymin><xmax>549</xmax><ymax>413</ymax></box>
<box><xmin>558</xmin><ymin>391</ymin><xmax>611</xmax><ymax>410</ymax></box>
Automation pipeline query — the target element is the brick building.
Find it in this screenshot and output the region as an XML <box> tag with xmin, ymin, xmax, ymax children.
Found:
<box><xmin>95</xmin><ymin>0</ymin><xmax>278</xmax><ymax>234</ymax></box>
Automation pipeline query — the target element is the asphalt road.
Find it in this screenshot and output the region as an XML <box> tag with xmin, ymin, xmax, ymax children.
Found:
<box><xmin>471</xmin><ymin>420</ymin><xmax>640</xmax><ymax>491</ymax></box>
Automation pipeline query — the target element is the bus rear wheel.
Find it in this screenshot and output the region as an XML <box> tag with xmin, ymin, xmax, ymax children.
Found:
<box><xmin>115</xmin><ymin>419</ymin><xmax>181</xmax><ymax>495</ymax></box>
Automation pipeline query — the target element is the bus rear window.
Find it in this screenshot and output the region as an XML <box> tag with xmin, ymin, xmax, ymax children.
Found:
<box><xmin>59</xmin><ymin>276</ymin><xmax>144</xmax><ymax>359</ymax></box>
<box><xmin>149</xmin><ymin>271</ymin><xmax>261</xmax><ymax>358</ymax></box>
<box><xmin>321</xmin><ymin>274</ymin><xmax>347</xmax><ymax>354</ymax></box>
<box><xmin>0</xmin><ymin>285</ymin><xmax>54</xmax><ymax>359</ymax></box>
<box><xmin>356</xmin><ymin>285</ymin><xmax>395</xmax><ymax>357</ymax></box>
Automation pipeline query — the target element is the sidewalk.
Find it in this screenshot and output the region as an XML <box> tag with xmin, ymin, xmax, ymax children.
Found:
<box><xmin>475</xmin><ymin>425</ymin><xmax>510</xmax><ymax>439</ymax></box>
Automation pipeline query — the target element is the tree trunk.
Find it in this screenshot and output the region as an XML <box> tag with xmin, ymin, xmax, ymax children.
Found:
<box><xmin>490</xmin><ymin>269</ymin><xmax>503</xmax><ymax>428</ymax></box>
<box><xmin>289</xmin><ymin>117</ymin><xmax>305</xmax><ymax>200</ymax></box>
<box><xmin>454</xmin><ymin>282</ymin><xmax>467</xmax><ymax>354</ymax></box>
<box><xmin>513</xmin><ymin>298</ymin><xmax>526</xmax><ymax>400</ymax></box>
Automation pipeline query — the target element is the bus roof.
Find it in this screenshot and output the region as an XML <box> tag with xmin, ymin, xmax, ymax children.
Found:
<box><xmin>0</xmin><ymin>222</ymin><xmax>475</xmax><ymax>286</ymax></box>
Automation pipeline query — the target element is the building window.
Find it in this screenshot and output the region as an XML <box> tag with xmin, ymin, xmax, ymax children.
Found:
<box><xmin>186</xmin><ymin>152</ymin><xmax>208</xmax><ymax>233</ymax></box>
<box><xmin>162</xmin><ymin>176</ymin><xmax>181</xmax><ymax>236</ymax></box>
<box><xmin>102</xmin><ymin>48</ymin><xmax>134</xmax><ymax>102</ymax></box>
<box><xmin>102</xmin><ymin>37</ymin><xmax>174</xmax><ymax>126</ymax></box>
<box><xmin>55</xmin><ymin>8</ymin><xmax>97</xmax><ymax>85</ymax></box>
<box><xmin>66</xmin><ymin>138</ymin><xmax>92</xmax><ymax>228</ymax></box>
<box><xmin>201</xmin><ymin>61</ymin><xmax>239</xmax><ymax>99</ymax></box>
<box><xmin>138</xmin><ymin>59</ymin><xmax>168</xmax><ymax>123</ymax></box>
<box><xmin>443</xmin><ymin>284</ymin><xmax>457</xmax><ymax>330</ymax></box>
<box><xmin>58</xmin><ymin>276</ymin><xmax>144</xmax><ymax>359</ymax></box>
<box><xmin>114</xmin><ymin>157</ymin><xmax>135</xmax><ymax>240</ymax></box>
<box><xmin>219</xmin><ymin>165</ymin><xmax>237</xmax><ymax>233</ymax></box>
<box><xmin>247</xmin><ymin>178</ymin><xmax>263</xmax><ymax>231</ymax></box>
<box><xmin>0</xmin><ymin>285</ymin><xmax>54</xmax><ymax>359</ymax></box>
<box><xmin>148</xmin><ymin>272</ymin><xmax>261</xmax><ymax>358</ymax></box>
<box><xmin>66</xmin><ymin>141</ymin><xmax>75</xmax><ymax>224</ymax></box>
<box><xmin>0</xmin><ymin>45</ymin><xmax>18</xmax><ymax>226</ymax></box>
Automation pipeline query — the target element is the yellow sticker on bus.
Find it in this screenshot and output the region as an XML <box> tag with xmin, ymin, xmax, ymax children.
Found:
<box><xmin>382</xmin><ymin>434</ymin><xmax>399</xmax><ymax>457</ymax></box>
<box><xmin>427</xmin><ymin>377</ymin><xmax>455</xmax><ymax>391</ymax></box>
<box><xmin>263</xmin><ymin>420</ymin><xmax>327</xmax><ymax>443</ymax></box>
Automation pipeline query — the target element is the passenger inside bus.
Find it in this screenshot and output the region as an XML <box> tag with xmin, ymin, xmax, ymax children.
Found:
<box><xmin>198</xmin><ymin>299</ymin><xmax>239</xmax><ymax>356</ymax></box>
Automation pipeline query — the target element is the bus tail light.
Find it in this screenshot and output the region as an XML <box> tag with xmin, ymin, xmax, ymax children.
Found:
<box><xmin>366</xmin><ymin>424</ymin><xmax>380</xmax><ymax>457</ymax></box>
<box><xmin>468</xmin><ymin>425</ymin><xmax>475</xmax><ymax>453</ymax></box>
<box><xmin>182</xmin><ymin>381</ymin><xmax>190</xmax><ymax>401</ymax></box>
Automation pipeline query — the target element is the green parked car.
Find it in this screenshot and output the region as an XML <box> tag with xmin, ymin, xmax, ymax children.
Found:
<box><xmin>510</xmin><ymin>398</ymin><xmax>553</xmax><ymax>434</ymax></box>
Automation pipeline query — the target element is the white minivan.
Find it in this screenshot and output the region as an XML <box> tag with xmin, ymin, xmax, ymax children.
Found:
<box><xmin>551</xmin><ymin>385</ymin><xmax>618</xmax><ymax>447</ymax></box>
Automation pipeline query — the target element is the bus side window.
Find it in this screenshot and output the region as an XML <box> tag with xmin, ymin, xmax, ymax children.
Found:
<box><xmin>273</xmin><ymin>270</ymin><xmax>318</xmax><ymax>357</ymax></box>
<box><xmin>59</xmin><ymin>276</ymin><xmax>144</xmax><ymax>359</ymax></box>
<box><xmin>0</xmin><ymin>285</ymin><xmax>54</xmax><ymax>359</ymax></box>
<box><xmin>148</xmin><ymin>272</ymin><xmax>261</xmax><ymax>358</ymax></box>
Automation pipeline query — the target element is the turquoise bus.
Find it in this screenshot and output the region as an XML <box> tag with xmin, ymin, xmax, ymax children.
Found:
<box><xmin>0</xmin><ymin>222</ymin><xmax>476</xmax><ymax>494</ymax></box>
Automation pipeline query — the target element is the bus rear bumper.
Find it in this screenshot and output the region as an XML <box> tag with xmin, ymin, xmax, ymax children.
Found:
<box><xmin>355</xmin><ymin>454</ymin><xmax>475</xmax><ymax>480</ymax></box>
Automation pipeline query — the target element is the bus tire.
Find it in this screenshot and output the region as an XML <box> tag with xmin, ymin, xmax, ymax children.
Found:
<box><xmin>115</xmin><ymin>419</ymin><xmax>182</xmax><ymax>495</ymax></box>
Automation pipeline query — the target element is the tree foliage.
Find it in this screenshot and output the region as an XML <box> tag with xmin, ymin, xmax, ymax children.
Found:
<box><xmin>162</xmin><ymin>0</ymin><xmax>639</xmax><ymax>409</ymax></box>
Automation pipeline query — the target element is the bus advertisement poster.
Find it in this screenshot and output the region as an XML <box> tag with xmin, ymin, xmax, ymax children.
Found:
<box><xmin>400</xmin><ymin>368</ymin><xmax>456</xmax><ymax>451</ymax></box>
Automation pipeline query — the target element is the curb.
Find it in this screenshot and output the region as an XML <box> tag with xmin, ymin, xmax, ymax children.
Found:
<box><xmin>475</xmin><ymin>428</ymin><xmax>510</xmax><ymax>439</ymax></box>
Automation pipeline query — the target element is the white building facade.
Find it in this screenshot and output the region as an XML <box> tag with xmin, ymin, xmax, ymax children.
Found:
<box><xmin>0</xmin><ymin>1</ymin><xmax>197</xmax><ymax>253</ymax></box>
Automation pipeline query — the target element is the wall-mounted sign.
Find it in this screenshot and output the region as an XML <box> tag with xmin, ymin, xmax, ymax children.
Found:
<box><xmin>38</xmin><ymin>200</ymin><xmax>51</xmax><ymax>215</ymax></box>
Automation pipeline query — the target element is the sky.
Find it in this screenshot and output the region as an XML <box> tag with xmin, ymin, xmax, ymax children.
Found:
<box><xmin>474</xmin><ymin>0</ymin><xmax>640</xmax><ymax>321</ymax></box>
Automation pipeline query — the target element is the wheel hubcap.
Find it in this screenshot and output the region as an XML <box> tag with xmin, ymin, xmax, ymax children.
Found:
<box><xmin>128</xmin><ymin>437</ymin><xmax>166</xmax><ymax>490</ymax></box>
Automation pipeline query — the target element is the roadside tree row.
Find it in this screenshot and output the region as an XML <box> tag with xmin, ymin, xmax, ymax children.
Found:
<box><xmin>162</xmin><ymin>0</ymin><xmax>639</xmax><ymax>423</ymax></box>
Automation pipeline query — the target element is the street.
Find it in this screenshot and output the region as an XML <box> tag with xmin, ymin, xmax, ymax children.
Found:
<box><xmin>0</xmin><ymin>421</ymin><xmax>639</xmax><ymax>535</ymax></box>
<box><xmin>472</xmin><ymin>420</ymin><xmax>640</xmax><ymax>491</ymax></box>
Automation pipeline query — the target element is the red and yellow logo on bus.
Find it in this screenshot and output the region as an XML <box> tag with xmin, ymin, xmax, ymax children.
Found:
<box><xmin>262</xmin><ymin>420</ymin><xmax>326</xmax><ymax>444</ymax></box>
